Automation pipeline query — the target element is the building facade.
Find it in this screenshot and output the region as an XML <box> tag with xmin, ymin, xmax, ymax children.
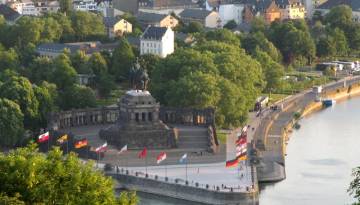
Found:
<box><xmin>104</xmin><ymin>17</ymin><xmax>132</xmax><ymax>38</ymax></box>
<box><xmin>219</xmin><ymin>4</ymin><xmax>245</xmax><ymax>26</ymax></box>
<box><xmin>179</xmin><ymin>9</ymin><xmax>221</xmax><ymax>28</ymax></box>
<box><xmin>140</xmin><ymin>26</ymin><xmax>174</xmax><ymax>58</ymax></box>
<box><xmin>137</xmin><ymin>12</ymin><xmax>178</xmax><ymax>28</ymax></box>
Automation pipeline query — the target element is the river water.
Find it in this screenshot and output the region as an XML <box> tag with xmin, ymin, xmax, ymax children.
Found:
<box><xmin>138</xmin><ymin>96</ymin><xmax>360</xmax><ymax>205</ymax></box>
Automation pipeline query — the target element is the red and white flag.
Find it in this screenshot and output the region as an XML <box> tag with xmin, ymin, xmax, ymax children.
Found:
<box><xmin>95</xmin><ymin>142</ymin><xmax>108</xmax><ymax>153</ymax></box>
<box><xmin>138</xmin><ymin>147</ymin><xmax>147</xmax><ymax>158</ymax></box>
<box><xmin>118</xmin><ymin>144</ymin><xmax>127</xmax><ymax>154</ymax></box>
<box><xmin>38</xmin><ymin>132</ymin><xmax>49</xmax><ymax>143</ymax></box>
<box><xmin>156</xmin><ymin>152</ymin><xmax>167</xmax><ymax>164</ymax></box>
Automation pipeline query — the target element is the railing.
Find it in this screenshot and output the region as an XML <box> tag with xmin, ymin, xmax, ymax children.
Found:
<box><xmin>108</xmin><ymin>167</ymin><xmax>256</xmax><ymax>194</ymax></box>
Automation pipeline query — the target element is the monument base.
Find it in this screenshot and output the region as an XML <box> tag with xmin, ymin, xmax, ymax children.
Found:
<box><xmin>100</xmin><ymin>122</ymin><xmax>177</xmax><ymax>149</ymax></box>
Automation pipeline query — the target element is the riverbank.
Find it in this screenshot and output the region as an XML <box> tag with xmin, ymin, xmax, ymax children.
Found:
<box><xmin>302</xmin><ymin>81</ymin><xmax>360</xmax><ymax>118</ymax></box>
<box><xmin>254</xmin><ymin>76</ymin><xmax>360</xmax><ymax>183</ymax></box>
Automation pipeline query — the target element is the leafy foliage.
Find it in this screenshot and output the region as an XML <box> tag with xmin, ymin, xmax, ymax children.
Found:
<box><xmin>0</xmin><ymin>98</ymin><xmax>24</xmax><ymax>146</ymax></box>
<box><xmin>0</xmin><ymin>144</ymin><xmax>138</xmax><ymax>204</ymax></box>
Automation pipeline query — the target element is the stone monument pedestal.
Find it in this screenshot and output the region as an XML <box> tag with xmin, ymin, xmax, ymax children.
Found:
<box><xmin>100</xmin><ymin>90</ymin><xmax>176</xmax><ymax>149</ymax></box>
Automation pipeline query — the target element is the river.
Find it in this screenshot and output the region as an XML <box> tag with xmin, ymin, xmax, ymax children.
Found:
<box><xmin>138</xmin><ymin>96</ymin><xmax>360</xmax><ymax>205</ymax></box>
<box><xmin>259</xmin><ymin>96</ymin><xmax>360</xmax><ymax>205</ymax></box>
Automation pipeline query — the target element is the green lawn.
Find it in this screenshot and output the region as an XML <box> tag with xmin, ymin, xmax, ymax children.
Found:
<box><xmin>261</xmin><ymin>93</ymin><xmax>289</xmax><ymax>104</ymax></box>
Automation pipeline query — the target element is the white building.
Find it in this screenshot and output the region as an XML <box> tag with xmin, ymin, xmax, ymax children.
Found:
<box><xmin>73</xmin><ymin>0</ymin><xmax>98</xmax><ymax>12</ymax></box>
<box><xmin>218</xmin><ymin>4</ymin><xmax>244</xmax><ymax>26</ymax></box>
<box><xmin>140</xmin><ymin>26</ymin><xmax>174</xmax><ymax>58</ymax></box>
<box><xmin>10</xmin><ymin>0</ymin><xmax>59</xmax><ymax>16</ymax></box>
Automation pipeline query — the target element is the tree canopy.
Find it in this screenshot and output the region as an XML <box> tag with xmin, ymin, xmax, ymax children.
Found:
<box><xmin>0</xmin><ymin>98</ymin><xmax>24</xmax><ymax>146</ymax></box>
<box><xmin>151</xmin><ymin>40</ymin><xmax>263</xmax><ymax>127</ymax></box>
<box><xmin>0</xmin><ymin>144</ymin><xmax>138</xmax><ymax>205</ymax></box>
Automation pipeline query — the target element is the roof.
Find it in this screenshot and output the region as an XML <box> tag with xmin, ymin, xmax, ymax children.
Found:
<box><xmin>103</xmin><ymin>17</ymin><xmax>121</xmax><ymax>27</ymax></box>
<box><xmin>36</xmin><ymin>42</ymin><xmax>118</xmax><ymax>55</ymax></box>
<box><xmin>141</xmin><ymin>26</ymin><xmax>168</xmax><ymax>40</ymax></box>
<box><xmin>0</xmin><ymin>4</ymin><xmax>21</xmax><ymax>22</ymax></box>
<box><xmin>137</xmin><ymin>12</ymin><xmax>168</xmax><ymax>23</ymax></box>
<box><xmin>206</xmin><ymin>0</ymin><xmax>234</xmax><ymax>8</ymax></box>
<box><xmin>317</xmin><ymin>0</ymin><xmax>360</xmax><ymax>11</ymax></box>
<box><xmin>179</xmin><ymin>9</ymin><xmax>214</xmax><ymax>20</ymax></box>
<box><xmin>139</xmin><ymin>0</ymin><xmax>197</xmax><ymax>8</ymax></box>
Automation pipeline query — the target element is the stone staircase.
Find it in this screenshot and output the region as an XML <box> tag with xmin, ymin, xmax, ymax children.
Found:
<box><xmin>176</xmin><ymin>126</ymin><xmax>209</xmax><ymax>150</ymax></box>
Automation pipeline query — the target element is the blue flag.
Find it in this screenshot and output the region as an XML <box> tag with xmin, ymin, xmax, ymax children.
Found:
<box><xmin>179</xmin><ymin>153</ymin><xmax>187</xmax><ymax>163</ymax></box>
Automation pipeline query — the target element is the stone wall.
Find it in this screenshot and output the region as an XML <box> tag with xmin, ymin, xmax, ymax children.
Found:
<box><xmin>48</xmin><ymin>106</ymin><xmax>216</xmax><ymax>130</ymax></box>
<box><xmin>108</xmin><ymin>169</ymin><xmax>258</xmax><ymax>205</ymax></box>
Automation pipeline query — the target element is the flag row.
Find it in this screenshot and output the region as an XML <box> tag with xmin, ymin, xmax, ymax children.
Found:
<box><xmin>226</xmin><ymin>129</ymin><xmax>248</xmax><ymax>168</ymax></box>
<box><xmin>37</xmin><ymin>132</ymin><xmax>108</xmax><ymax>153</ymax></box>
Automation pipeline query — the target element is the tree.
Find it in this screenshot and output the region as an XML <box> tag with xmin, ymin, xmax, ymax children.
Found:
<box><xmin>250</xmin><ymin>17</ymin><xmax>266</xmax><ymax>33</ymax></box>
<box><xmin>13</xmin><ymin>16</ymin><xmax>44</xmax><ymax>48</ymax></box>
<box><xmin>328</xmin><ymin>27</ymin><xmax>349</xmax><ymax>56</ymax></box>
<box><xmin>70</xmin><ymin>11</ymin><xmax>105</xmax><ymax>41</ymax></box>
<box><xmin>268</xmin><ymin>20</ymin><xmax>315</xmax><ymax>65</ymax></box>
<box><xmin>59</xmin><ymin>85</ymin><xmax>96</xmax><ymax>110</ymax></box>
<box><xmin>186</xmin><ymin>22</ymin><xmax>204</xmax><ymax>33</ymax></box>
<box><xmin>151</xmin><ymin>41</ymin><xmax>264</xmax><ymax>127</ymax></box>
<box><xmin>88</xmin><ymin>52</ymin><xmax>115</xmax><ymax>98</ymax></box>
<box><xmin>325</xmin><ymin>5</ymin><xmax>353</xmax><ymax>30</ymax></box>
<box><xmin>59</xmin><ymin>0</ymin><xmax>72</xmax><ymax>15</ymax></box>
<box><xmin>52</xmin><ymin>53</ymin><xmax>77</xmax><ymax>90</ymax></box>
<box><xmin>88</xmin><ymin>52</ymin><xmax>108</xmax><ymax>76</ymax></box>
<box><xmin>34</xmin><ymin>82</ymin><xmax>57</xmax><ymax>128</ymax></box>
<box><xmin>0</xmin><ymin>144</ymin><xmax>138</xmax><ymax>204</ymax></box>
<box><xmin>0</xmin><ymin>48</ymin><xmax>19</xmax><ymax>72</ymax></box>
<box><xmin>139</xmin><ymin>54</ymin><xmax>160</xmax><ymax>76</ymax></box>
<box><xmin>0</xmin><ymin>98</ymin><xmax>24</xmax><ymax>146</ymax></box>
<box><xmin>349</xmin><ymin>166</ymin><xmax>360</xmax><ymax>205</ymax></box>
<box><xmin>41</xmin><ymin>17</ymin><xmax>63</xmax><ymax>42</ymax></box>
<box><xmin>47</xmin><ymin>13</ymin><xmax>75</xmax><ymax>42</ymax></box>
<box><xmin>205</xmin><ymin>29</ymin><xmax>240</xmax><ymax>45</ymax></box>
<box><xmin>71</xmin><ymin>50</ymin><xmax>90</xmax><ymax>74</ymax></box>
<box><xmin>242</xmin><ymin>31</ymin><xmax>282</xmax><ymax>62</ymax></box>
<box><xmin>223</xmin><ymin>20</ymin><xmax>237</xmax><ymax>30</ymax></box>
<box><xmin>0</xmin><ymin>76</ymin><xmax>39</xmax><ymax>128</ymax></box>
<box><xmin>254</xmin><ymin>49</ymin><xmax>285</xmax><ymax>92</ymax></box>
<box><xmin>316</xmin><ymin>37</ymin><xmax>336</xmax><ymax>57</ymax></box>
<box><xmin>111</xmin><ymin>38</ymin><xmax>135</xmax><ymax>81</ymax></box>
<box><xmin>27</xmin><ymin>57</ymin><xmax>53</xmax><ymax>84</ymax></box>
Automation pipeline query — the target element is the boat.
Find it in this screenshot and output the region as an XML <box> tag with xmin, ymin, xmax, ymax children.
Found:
<box><xmin>322</xmin><ymin>99</ymin><xmax>336</xmax><ymax>107</ymax></box>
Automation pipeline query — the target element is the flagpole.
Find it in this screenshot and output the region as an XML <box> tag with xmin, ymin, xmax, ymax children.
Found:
<box><xmin>47</xmin><ymin>134</ymin><xmax>50</xmax><ymax>152</ymax></box>
<box><xmin>185</xmin><ymin>159</ymin><xmax>188</xmax><ymax>182</ymax></box>
<box><xmin>97</xmin><ymin>151</ymin><xmax>100</xmax><ymax>168</ymax></box>
<box><xmin>145</xmin><ymin>155</ymin><xmax>148</xmax><ymax>174</ymax></box>
<box><xmin>66</xmin><ymin>140</ymin><xmax>69</xmax><ymax>155</ymax></box>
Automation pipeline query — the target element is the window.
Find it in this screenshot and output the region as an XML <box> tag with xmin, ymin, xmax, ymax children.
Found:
<box><xmin>135</xmin><ymin>113</ymin><xmax>139</xmax><ymax>122</ymax></box>
<box><xmin>142</xmin><ymin>113</ymin><xmax>146</xmax><ymax>121</ymax></box>
<box><xmin>148</xmin><ymin>112</ymin><xmax>153</xmax><ymax>121</ymax></box>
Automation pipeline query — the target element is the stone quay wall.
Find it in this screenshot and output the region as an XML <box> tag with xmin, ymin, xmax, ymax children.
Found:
<box><xmin>108</xmin><ymin>168</ymin><xmax>258</xmax><ymax>205</ymax></box>
<box><xmin>255</xmin><ymin>76</ymin><xmax>360</xmax><ymax>182</ymax></box>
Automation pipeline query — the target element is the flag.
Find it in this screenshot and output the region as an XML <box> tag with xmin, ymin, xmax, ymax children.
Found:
<box><xmin>179</xmin><ymin>153</ymin><xmax>187</xmax><ymax>163</ymax></box>
<box><xmin>95</xmin><ymin>142</ymin><xmax>107</xmax><ymax>153</ymax></box>
<box><xmin>38</xmin><ymin>132</ymin><xmax>49</xmax><ymax>143</ymax></box>
<box><xmin>235</xmin><ymin>137</ymin><xmax>246</xmax><ymax>146</ymax></box>
<box><xmin>118</xmin><ymin>144</ymin><xmax>127</xmax><ymax>154</ymax></box>
<box><xmin>138</xmin><ymin>147</ymin><xmax>147</xmax><ymax>158</ymax></box>
<box><xmin>75</xmin><ymin>138</ymin><xmax>88</xmax><ymax>149</ymax></box>
<box><xmin>57</xmin><ymin>134</ymin><xmax>68</xmax><ymax>144</ymax></box>
<box><xmin>156</xmin><ymin>152</ymin><xmax>167</xmax><ymax>164</ymax></box>
<box><xmin>236</xmin><ymin>152</ymin><xmax>247</xmax><ymax>161</ymax></box>
<box><xmin>226</xmin><ymin>158</ymin><xmax>239</xmax><ymax>168</ymax></box>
